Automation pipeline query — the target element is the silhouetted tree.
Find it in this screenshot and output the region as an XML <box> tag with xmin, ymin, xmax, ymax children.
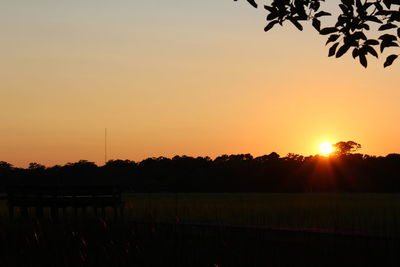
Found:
<box><xmin>105</xmin><ymin>159</ymin><xmax>137</xmax><ymax>169</ymax></box>
<box><xmin>267</xmin><ymin>152</ymin><xmax>280</xmax><ymax>160</ymax></box>
<box><xmin>28</xmin><ymin>162</ymin><xmax>46</xmax><ymax>170</ymax></box>
<box><xmin>386</xmin><ymin>153</ymin><xmax>400</xmax><ymax>160</ymax></box>
<box><xmin>333</xmin><ymin>141</ymin><xmax>362</xmax><ymax>155</ymax></box>
<box><xmin>235</xmin><ymin>0</ymin><xmax>400</xmax><ymax>68</ymax></box>
<box><xmin>63</xmin><ymin>160</ymin><xmax>98</xmax><ymax>172</ymax></box>
<box><xmin>0</xmin><ymin>161</ymin><xmax>13</xmax><ymax>170</ymax></box>
<box><xmin>2</xmin><ymin>150</ymin><xmax>400</xmax><ymax>193</ymax></box>
<box><xmin>285</xmin><ymin>153</ymin><xmax>305</xmax><ymax>161</ymax></box>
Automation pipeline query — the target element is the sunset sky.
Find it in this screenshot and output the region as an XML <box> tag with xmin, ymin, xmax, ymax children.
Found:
<box><xmin>1</xmin><ymin>1</ymin><xmax>399</xmax><ymax>167</ymax></box>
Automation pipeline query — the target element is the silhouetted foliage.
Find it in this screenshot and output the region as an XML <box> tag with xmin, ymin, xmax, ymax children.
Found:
<box><xmin>235</xmin><ymin>0</ymin><xmax>400</xmax><ymax>68</ymax></box>
<box><xmin>28</xmin><ymin>162</ymin><xmax>46</xmax><ymax>170</ymax></box>
<box><xmin>333</xmin><ymin>140</ymin><xmax>362</xmax><ymax>155</ymax></box>
<box><xmin>1</xmin><ymin>146</ymin><xmax>400</xmax><ymax>193</ymax></box>
<box><xmin>0</xmin><ymin>161</ymin><xmax>13</xmax><ymax>170</ymax></box>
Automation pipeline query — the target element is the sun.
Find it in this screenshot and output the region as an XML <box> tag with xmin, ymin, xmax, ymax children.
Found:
<box><xmin>319</xmin><ymin>141</ymin><xmax>333</xmax><ymax>155</ymax></box>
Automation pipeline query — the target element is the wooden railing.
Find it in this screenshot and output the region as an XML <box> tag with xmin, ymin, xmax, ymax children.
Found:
<box><xmin>5</xmin><ymin>185</ymin><xmax>124</xmax><ymax>218</ymax></box>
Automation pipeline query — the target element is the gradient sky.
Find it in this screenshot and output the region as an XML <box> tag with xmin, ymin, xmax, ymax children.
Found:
<box><xmin>1</xmin><ymin>1</ymin><xmax>399</xmax><ymax>167</ymax></box>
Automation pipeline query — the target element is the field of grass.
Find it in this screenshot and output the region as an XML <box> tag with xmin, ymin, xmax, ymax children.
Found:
<box><xmin>123</xmin><ymin>193</ymin><xmax>400</xmax><ymax>236</ymax></box>
<box><xmin>0</xmin><ymin>193</ymin><xmax>400</xmax><ymax>266</ymax></box>
<box><xmin>1</xmin><ymin>193</ymin><xmax>399</xmax><ymax>236</ymax></box>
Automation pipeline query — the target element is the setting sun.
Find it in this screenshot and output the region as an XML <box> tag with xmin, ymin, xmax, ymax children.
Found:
<box><xmin>320</xmin><ymin>142</ymin><xmax>333</xmax><ymax>155</ymax></box>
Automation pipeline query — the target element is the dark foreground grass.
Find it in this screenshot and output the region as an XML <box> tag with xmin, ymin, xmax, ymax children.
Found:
<box><xmin>0</xmin><ymin>193</ymin><xmax>400</xmax><ymax>266</ymax></box>
<box><xmin>124</xmin><ymin>193</ymin><xmax>400</xmax><ymax>236</ymax></box>
<box><xmin>0</xmin><ymin>217</ymin><xmax>399</xmax><ymax>266</ymax></box>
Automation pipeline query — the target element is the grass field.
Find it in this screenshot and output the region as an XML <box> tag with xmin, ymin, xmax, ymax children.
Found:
<box><xmin>123</xmin><ymin>193</ymin><xmax>400</xmax><ymax>236</ymax></box>
<box><xmin>1</xmin><ymin>193</ymin><xmax>400</xmax><ymax>266</ymax></box>
<box><xmin>1</xmin><ymin>193</ymin><xmax>400</xmax><ymax>236</ymax></box>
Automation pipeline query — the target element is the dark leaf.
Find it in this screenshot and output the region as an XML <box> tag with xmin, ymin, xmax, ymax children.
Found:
<box><xmin>296</xmin><ymin>13</ymin><xmax>308</xmax><ymax>21</ymax></box>
<box><xmin>365</xmin><ymin>46</ymin><xmax>378</xmax><ymax>58</ymax></box>
<box><xmin>374</xmin><ymin>2</ymin><xmax>383</xmax><ymax>11</ymax></box>
<box><xmin>364</xmin><ymin>39</ymin><xmax>379</xmax><ymax>45</ymax></box>
<box><xmin>362</xmin><ymin>2</ymin><xmax>373</xmax><ymax>11</ymax></box>
<box><xmin>380</xmin><ymin>40</ymin><xmax>399</xmax><ymax>53</ymax></box>
<box><xmin>315</xmin><ymin>11</ymin><xmax>332</xmax><ymax>18</ymax></box>
<box><xmin>336</xmin><ymin>43</ymin><xmax>351</xmax><ymax>58</ymax></box>
<box><xmin>379</xmin><ymin>23</ymin><xmax>398</xmax><ymax>31</ymax></box>
<box><xmin>361</xmin><ymin>24</ymin><xmax>370</xmax><ymax>30</ymax></box>
<box><xmin>326</xmin><ymin>34</ymin><xmax>340</xmax><ymax>45</ymax></box>
<box><xmin>264</xmin><ymin>5</ymin><xmax>275</xmax><ymax>12</ymax></box>
<box><xmin>379</xmin><ymin>33</ymin><xmax>397</xmax><ymax>41</ymax></box>
<box><xmin>356</xmin><ymin>0</ymin><xmax>362</xmax><ymax>9</ymax></box>
<box><xmin>312</xmin><ymin>18</ymin><xmax>321</xmax><ymax>31</ymax></box>
<box><xmin>391</xmin><ymin>12</ymin><xmax>400</xmax><ymax>22</ymax></box>
<box><xmin>342</xmin><ymin>0</ymin><xmax>355</xmax><ymax>7</ymax></box>
<box><xmin>329</xmin><ymin>43</ymin><xmax>339</xmax><ymax>57</ymax></box>
<box><xmin>366</xmin><ymin>16</ymin><xmax>383</xmax><ymax>23</ymax></box>
<box><xmin>311</xmin><ymin>1</ymin><xmax>320</xmax><ymax>11</ymax></box>
<box><xmin>336</xmin><ymin>15</ymin><xmax>347</xmax><ymax>27</ymax></box>
<box><xmin>234</xmin><ymin>0</ymin><xmax>257</xmax><ymax>8</ymax></box>
<box><xmin>264</xmin><ymin>20</ymin><xmax>278</xmax><ymax>32</ymax></box>
<box><xmin>383</xmin><ymin>0</ymin><xmax>391</xmax><ymax>9</ymax></box>
<box><xmin>350</xmin><ymin>17</ymin><xmax>362</xmax><ymax>31</ymax></box>
<box><xmin>289</xmin><ymin>18</ymin><xmax>303</xmax><ymax>31</ymax></box>
<box><xmin>320</xmin><ymin>27</ymin><xmax>338</xmax><ymax>35</ymax></box>
<box><xmin>353</xmin><ymin>31</ymin><xmax>367</xmax><ymax>40</ymax></box>
<box><xmin>339</xmin><ymin>4</ymin><xmax>348</xmax><ymax>14</ymax></box>
<box><xmin>376</xmin><ymin>9</ymin><xmax>392</xmax><ymax>16</ymax></box>
<box><xmin>344</xmin><ymin>36</ymin><xmax>356</xmax><ymax>46</ymax></box>
<box><xmin>384</xmin><ymin>54</ymin><xmax>398</xmax><ymax>68</ymax></box>
<box><xmin>246</xmin><ymin>0</ymin><xmax>258</xmax><ymax>8</ymax></box>
<box><xmin>352</xmin><ymin>48</ymin><xmax>359</xmax><ymax>58</ymax></box>
<box><xmin>267</xmin><ymin>12</ymin><xmax>279</xmax><ymax>20</ymax></box>
<box><xmin>359</xmin><ymin>46</ymin><xmax>367</xmax><ymax>56</ymax></box>
<box><xmin>359</xmin><ymin>54</ymin><xmax>367</xmax><ymax>68</ymax></box>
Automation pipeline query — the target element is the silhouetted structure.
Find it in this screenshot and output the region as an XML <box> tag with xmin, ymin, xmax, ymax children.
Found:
<box><xmin>5</xmin><ymin>185</ymin><xmax>124</xmax><ymax>218</ymax></box>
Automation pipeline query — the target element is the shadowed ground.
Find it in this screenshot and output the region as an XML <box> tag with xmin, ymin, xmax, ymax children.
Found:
<box><xmin>1</xmin><ymin>193</ymin><xmax>400</xmax><ymax>266</ymax></box>
<box><xmin>0</xmin><ymin>218</ymin><xmax>399</xmax><ymax>266</ymax></box>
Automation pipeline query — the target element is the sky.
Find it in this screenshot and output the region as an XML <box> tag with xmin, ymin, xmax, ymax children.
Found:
<box><xmin>1</xmin><ymin>1</ymin><xmax>399</xmax><ymax>167</ymax></box>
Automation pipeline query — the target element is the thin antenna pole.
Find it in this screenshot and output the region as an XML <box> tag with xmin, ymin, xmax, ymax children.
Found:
<box><xmin>105</xmin><ymin>128</ymin><xmax>107</xmax><ymax>165</ymax></box>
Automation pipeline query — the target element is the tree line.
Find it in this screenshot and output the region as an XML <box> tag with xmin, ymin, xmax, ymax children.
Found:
<box><xmin>1</xmin><ymin>151</ymin><xmax>400</xmax><ymax>193</ymax></box>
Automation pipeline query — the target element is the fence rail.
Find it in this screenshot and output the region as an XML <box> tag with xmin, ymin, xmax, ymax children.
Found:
<box><xmin>5</xmin><ymin>185</ymin><xmax>124</xmax><ymax>218</ymax></box>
